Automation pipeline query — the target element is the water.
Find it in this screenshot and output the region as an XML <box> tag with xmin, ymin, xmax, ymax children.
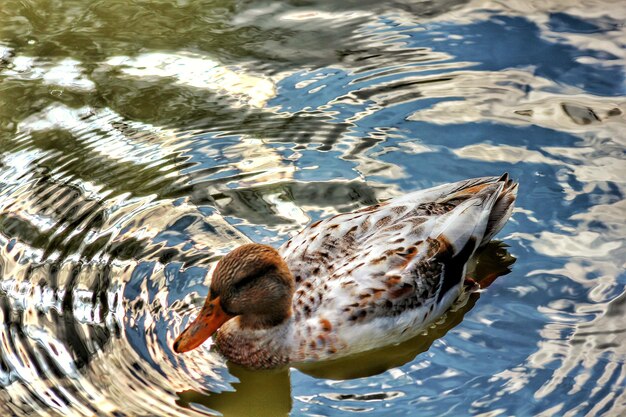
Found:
<box><xmin>0</xmin><ymin>0</ymin><xmax>624</xmax><ymax>416</ymax></box>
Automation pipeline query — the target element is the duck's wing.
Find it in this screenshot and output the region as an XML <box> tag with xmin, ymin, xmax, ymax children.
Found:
<box><xmin>281</xmin><ymin>175</ymin><xmax>517</xmax><ymax>356</ymax></box>
<box><xmin>280</xmin><ymin>175</ymin><xmax>516</xmax><ymax>287</ymax></box>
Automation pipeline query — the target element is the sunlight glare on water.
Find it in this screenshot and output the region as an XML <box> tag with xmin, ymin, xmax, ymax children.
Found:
<box><xmin>0</xmin><ymin>0</ymin><xmax>625</xmax><ymax>416</ymax></box>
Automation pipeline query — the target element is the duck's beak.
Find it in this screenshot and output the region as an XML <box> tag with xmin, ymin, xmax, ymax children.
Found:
<box><xmin>173</xmin><ymin>296</ymin><xmax>233</xmax><ymax>353</ymax></box>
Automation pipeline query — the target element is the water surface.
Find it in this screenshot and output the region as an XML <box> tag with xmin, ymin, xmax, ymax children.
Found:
<box><xmin>0</xmin><ymin>0</ymin><xmax>625</xmax><ymax>416</ymax></box>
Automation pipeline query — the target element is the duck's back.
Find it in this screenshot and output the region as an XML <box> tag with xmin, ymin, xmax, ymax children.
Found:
<box><xmin>279</xmin><ymin>175</ymin><xmax>517</xmax><ymax>362</ymax></box>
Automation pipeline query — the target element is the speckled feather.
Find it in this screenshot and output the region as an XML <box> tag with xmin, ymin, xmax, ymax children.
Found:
<box><xmin>212</xmin><ymin>175</ymin><xmax>517</xmax><ymax>368</ymax></box>
<box><xmin>278</xmin><ymin>175</ymin><xmax>517</xmax><ymax>363</ymax></box>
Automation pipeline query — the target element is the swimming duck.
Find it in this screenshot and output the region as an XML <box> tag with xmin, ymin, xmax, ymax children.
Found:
<box><xmin>173</xmin><ymin>174</ymin><xmax>517</xmax><ymax>369</ymax></box>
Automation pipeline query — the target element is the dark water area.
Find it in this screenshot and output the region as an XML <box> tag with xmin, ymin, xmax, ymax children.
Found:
<box><xmin>0</xmin><ymin>0</ymin><xmax>625</xmax><ymax>416</ymax></box>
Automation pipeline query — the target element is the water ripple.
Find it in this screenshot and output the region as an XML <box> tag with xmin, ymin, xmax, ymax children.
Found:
<box><xmin>1</xmin><ymin>0</ymin><xmax>625</xmax><ymax>416</ymax></box>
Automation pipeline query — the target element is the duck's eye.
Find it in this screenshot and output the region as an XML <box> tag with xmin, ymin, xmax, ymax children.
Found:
<box><xmin>233</xmin><ymin>265</ymin><xmax>275</xmax><ymax>291</ymax></box>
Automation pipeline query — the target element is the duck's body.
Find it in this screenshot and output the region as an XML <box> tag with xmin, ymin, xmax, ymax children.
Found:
<box><xmin>174</xmin><ymin>175</ymin><xmax>517</xmax><ymax>368</ymax></box>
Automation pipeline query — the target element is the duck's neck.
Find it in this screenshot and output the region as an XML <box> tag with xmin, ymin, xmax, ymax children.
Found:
<box><xmin>216</xmin><ymin>316</ymin><xmax>295</xmax><ymax>369</ymax></box>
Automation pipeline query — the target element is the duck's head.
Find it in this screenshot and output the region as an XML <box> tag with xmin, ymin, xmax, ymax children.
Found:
<box><xmin>173</xmin><ymin>243</ymin><xmax>295</xmax><ymax>353</ymax></box>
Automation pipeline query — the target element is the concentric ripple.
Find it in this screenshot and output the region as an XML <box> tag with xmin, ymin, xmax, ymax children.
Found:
<box><xmin>1</xmin><ymin>0</ymin><xmax>625</xmax><ymax>416</ymax></box>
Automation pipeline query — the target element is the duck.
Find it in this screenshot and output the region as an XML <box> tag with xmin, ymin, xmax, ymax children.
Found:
<box><xmin>173</xmin><ymin>174</ymin><xmax>518</xmax><ymax>369</ymax></box>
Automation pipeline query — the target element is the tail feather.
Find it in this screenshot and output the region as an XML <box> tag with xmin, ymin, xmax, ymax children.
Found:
<box><xmin>428</xmin><ymin>181</ymin><xmax>507</xmax><ymax>302</ymax></box>
<box><xmin>433</xmin><ymin>173</ymin><xmax>517</xmax><ymax>250</ymax></box>
<box><xmin>431</xmin><ymin>182</ymin><xmax>501</xmax><ymax>254</ymax></box>
<box><xmin>482</xmin><ymin>176</ymin><xmax>517</xmax><ymax>246</ymax></box>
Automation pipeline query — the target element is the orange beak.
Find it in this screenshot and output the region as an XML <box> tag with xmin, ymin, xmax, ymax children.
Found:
<box><xmin>173</xmin><ymin>296</ymin><xmax>234</xmax><ymax>353</ymax></box>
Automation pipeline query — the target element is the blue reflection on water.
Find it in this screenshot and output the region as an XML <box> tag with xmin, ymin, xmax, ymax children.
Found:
<box><xmin>1</xmin><ymin>3</ymin><xmax>624</xmax><ymax>416</ymax></box>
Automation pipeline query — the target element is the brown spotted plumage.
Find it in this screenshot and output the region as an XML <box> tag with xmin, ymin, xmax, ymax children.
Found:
<box><xmin>173</xmin><ymin>175</ymin><xmax>517</xmax><ymax>368</ymax></box>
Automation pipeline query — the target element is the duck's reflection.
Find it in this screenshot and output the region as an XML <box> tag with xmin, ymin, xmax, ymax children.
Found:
<box><xmin>176</xmin><ymin>364</ymin><xmax>292</xmax><ymax>417</ymax></box>
<box><xmin>176</xmin><ymin>241</ymin><xmax>515</xmax><ymax>416</ymax></box>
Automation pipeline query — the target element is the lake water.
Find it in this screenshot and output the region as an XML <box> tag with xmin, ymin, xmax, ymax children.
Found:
<box><xmin>1</xmin><ymin>1</ymin><xmax>625</xmax><ymax>416</ymax></box>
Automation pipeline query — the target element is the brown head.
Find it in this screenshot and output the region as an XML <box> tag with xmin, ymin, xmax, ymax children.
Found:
<box><xmin>173</xmin><ymin>243</ymin><xmax>295</xmax><ymax>353</ymax></box>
